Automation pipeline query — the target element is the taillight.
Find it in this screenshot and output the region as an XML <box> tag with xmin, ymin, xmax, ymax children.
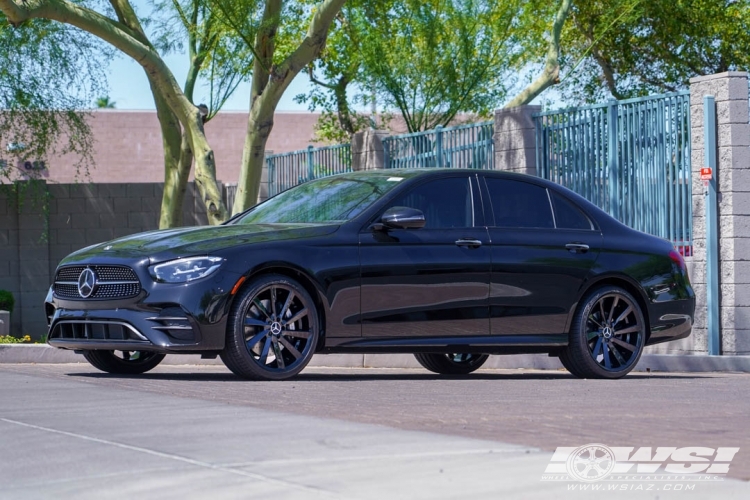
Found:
<box><xmin>669</xmin><ymin>249</ymin><xmax>688</xmax><ymax>278</ymax></box>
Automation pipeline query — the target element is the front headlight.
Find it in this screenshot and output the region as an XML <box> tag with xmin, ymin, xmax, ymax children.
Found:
<box><xmin>149</xmin><ymin>256</ymin><xmax>224</xmax><ymax>283</ymax></box>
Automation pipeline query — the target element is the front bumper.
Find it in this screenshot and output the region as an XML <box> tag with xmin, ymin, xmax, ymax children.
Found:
<box><xmin>46</xmin><ymin>267</ymin><xmax>244</xmax><ymax>353</ymax></box>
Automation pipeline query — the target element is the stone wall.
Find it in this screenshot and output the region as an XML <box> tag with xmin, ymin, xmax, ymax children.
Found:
<box><xmin>0</xmin><ymin>182</ymin><xmax>209</xmax><ymax>339</ymax></box>
<box><xmin>682</xmin><ymin>72</ymin><xmax>750</xmax><ymax>355</ymax></box>
<box><xmin>493</xmin><ymin>106</ymin><xmax>540</xmax><ymax>176</ymax></box>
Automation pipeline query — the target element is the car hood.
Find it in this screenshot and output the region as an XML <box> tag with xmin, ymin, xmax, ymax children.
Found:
<box><xmin>63</xmin><ymin>223</ymin><xmax>340</xmax><ymax>263</ymax></box>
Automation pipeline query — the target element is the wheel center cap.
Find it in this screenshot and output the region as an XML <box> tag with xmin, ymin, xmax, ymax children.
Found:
<box><xmin>602</xmin><ymin>327</ymin><xmax>613</xmax><ymax>339</ymax></box>
<box><xmin>270</xmin><ymin>322</ymin><xmax>282</xmax><ymax>335</ymax></box>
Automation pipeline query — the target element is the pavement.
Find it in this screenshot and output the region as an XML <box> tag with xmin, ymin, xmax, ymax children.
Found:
<box><xmin>1</xmin><ymin>364</ymin><xmax>749</xmax><ymax>499</ymax></box>
<box><xmin>2</xmin><ymin>344</ymin><xmax>750</xmax><ymax>373</ymax></box>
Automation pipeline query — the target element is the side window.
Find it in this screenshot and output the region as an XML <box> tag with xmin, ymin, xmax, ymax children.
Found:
<box><xmin>485</xmin><ymin>178</ymin><xmax>554</xmax><ymax>229</ymax></box>
<box><xmin>387</xmin><ymin>177</ymin><xmax>473</xmax><ymax>229</ymax></box>
<box><xmin>551</xmin><ymin>192</ymin><xmax>594</xmax><ymax>230</ymax></box>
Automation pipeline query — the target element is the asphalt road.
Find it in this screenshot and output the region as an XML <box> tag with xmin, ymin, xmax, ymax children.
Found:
<box><xmin>1</xmin><ymin>363</ymin><xmax>749</xmax><ymax>499</ymax></box>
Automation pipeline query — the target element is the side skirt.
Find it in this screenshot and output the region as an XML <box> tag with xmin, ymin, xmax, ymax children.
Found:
<box><xmin>322</xmin><ymin>334</ymin><xmax>567</xmax><ymax>355</ymax></box>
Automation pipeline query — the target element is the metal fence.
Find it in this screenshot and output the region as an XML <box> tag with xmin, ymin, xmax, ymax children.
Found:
<box><xmin>534</xmin><ymin>91</ymin><xmax>692</xmax><ymax>251</ymax></box>
<box><xmin>266</xmin><ymin>144</ymin><xmax>352</xmax><ymax>197</ymax></box>
<box><xmin>382</xmin><ymin>121</ymin><xmax>494</xmax><ymax>169</ymax></box>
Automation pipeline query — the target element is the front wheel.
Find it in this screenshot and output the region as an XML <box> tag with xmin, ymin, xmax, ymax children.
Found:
<box><xmin>221</xmin><ymin>274</ymin><xmax>319</xmax><ymax>381</ymax></box>
<box><xmin>82</xmin><ymin>350</ymin><xmax>165</xmax><ymax>374</ymax></box>
<box><xmin>560</xmin><ymin>286</ymin><xmax>646</xmax><ymax>379</ymax></box>
<box><xmin>414</xmin><ymin>353</ymin><xmax>489</xmax><ymax>375</ymax></box>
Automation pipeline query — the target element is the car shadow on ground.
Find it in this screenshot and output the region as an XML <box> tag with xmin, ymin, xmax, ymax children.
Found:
<box><xmin>65</xmin><ymin>370</ymin><xmax>710</xmax><ymax>382</ymax></box>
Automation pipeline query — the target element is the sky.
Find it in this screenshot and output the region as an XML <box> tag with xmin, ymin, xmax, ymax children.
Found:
<box><xmin>103</xmin><ymin>0</ymin><xmax>312</xmax><ymax>112</ymax></box>
<box><xmin>106</xmin><ymin>51</ymin><xmax>312</xmax><ymax>112</ymax></box>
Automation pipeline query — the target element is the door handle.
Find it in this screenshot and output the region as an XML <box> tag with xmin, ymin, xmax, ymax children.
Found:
<box><xmin>456</xmin><ymin>238</ymin><xmax>483</xmax><ymax>248</ymax></box>
<box><xmin>565</xmin><ymin>243</ymin><xmax>590</xmax><ymax>253</ymax></box>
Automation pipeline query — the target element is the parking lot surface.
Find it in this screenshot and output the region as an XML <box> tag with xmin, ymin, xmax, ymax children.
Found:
<box><xmin>1</xmin><ymin>363</ymin><xmax>749</xmax><ymax>499</ymax></box>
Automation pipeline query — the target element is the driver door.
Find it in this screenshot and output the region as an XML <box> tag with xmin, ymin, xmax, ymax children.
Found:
<box><xmin>358</xmin><ymin>174</ymin><xmax>491</xmax><ymax>338</ymax></box>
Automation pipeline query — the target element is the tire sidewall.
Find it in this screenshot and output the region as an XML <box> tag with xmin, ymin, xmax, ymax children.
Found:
<box><xmin>569</xmin><ymin>286</ymin><xmax>645</xmax><ymax>379</ymax></box>
<box><xmin>223</xmin><ymin>274</ymin><xmax>319</xmax><ymax>381</ymax></box>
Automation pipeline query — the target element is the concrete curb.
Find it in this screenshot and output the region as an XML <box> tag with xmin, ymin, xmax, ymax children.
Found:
<box><xmin>1</xmin><ymin>344</ymin><xmax>749</xmax><ymax>372</ymax></box>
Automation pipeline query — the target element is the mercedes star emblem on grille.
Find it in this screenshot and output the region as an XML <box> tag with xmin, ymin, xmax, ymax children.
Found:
<box><xmin>77</xmin><ymin>268</ymin><xmax>97</xmax><ymax>298</ymax></box>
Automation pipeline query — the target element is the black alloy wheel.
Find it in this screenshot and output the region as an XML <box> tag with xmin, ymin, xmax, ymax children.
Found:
<box><xmin>221</xmin><ymin>274</ymin><xmax>319</xmax><ymax>381</ymax></box>
<box><xmin>82</xmin><ymin>350</ymin><xmax>165</xmax><ymax>374</ymax></box>
<box><xmin>560</xmin><ymin>286</ymin><xmax>645</xmax><ymax>379</ymax></box>
<box><xmin>414</xmin><ymin>353</ymin><xmax>490</xmax><ymax>375</ymax></box>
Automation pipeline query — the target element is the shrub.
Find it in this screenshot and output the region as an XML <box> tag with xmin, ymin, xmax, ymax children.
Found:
<box><xmin>0</xmin><ymin>335</ymin><xmax>31</xmax><ymax>344</ymax></box>
<box><xmin>0</xmin><ymin>290</ymin><xmax>14</xmax><ymax>312</ymax></box>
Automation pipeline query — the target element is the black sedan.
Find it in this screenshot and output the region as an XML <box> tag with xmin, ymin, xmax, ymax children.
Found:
<box><xmin>45</xmin><ymin>169</ymin><xmax>694</xmax><ymax>380</ymax></box>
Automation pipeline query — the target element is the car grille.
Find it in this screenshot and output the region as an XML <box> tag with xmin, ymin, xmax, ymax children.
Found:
<box><xmin>54</xmin><ymin>265</ymin><xmax>141</xmax><ymax>299</ymax></box>
<box><xmin>49</xmin><ymin>321</ymin><xmax>148</xmax><ymax>341</ymax></box>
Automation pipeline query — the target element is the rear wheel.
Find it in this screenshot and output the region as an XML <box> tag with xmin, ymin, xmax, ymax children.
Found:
<box><xmin>221</xmin><ymin>274</ymin><xmax>319</xmax><ymax>381</ymax></box>
<box><xmin>414</xmin><ymin>353</ymin><xmax>489</xmax><ymax>375</ymax></box>
<box><xmin>82</xmin><ymin>350</ymin><xmax>165</xmax><ymax>375</ymax></box>
<box><xmin>560</xmin><ymin>286</ymin><xmax>646</xmax><ymax>379</ymax></box>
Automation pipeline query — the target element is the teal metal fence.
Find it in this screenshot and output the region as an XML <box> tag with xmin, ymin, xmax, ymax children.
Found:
<box><xmin>534</xmin><ymin>91</ymin><xmax>692</xmax><ymax>252</ymax></box>
<box><xmin>266</xmin><ymin>144</ymin><xmax>352</xmax><ymax>196</ymax></box>
<box><xmin>382</xmin><ymin>121</ymin><xmax>494</xmax><ymax>169</ymax></box>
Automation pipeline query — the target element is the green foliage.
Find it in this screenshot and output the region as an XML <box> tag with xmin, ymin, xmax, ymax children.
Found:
<box><xmin>0</xmin><ymin>290</ymin><xmax>14</xmax><ymax>312</ymax></box>
<box><xmin>95</xmin><ymin>96</ymin><xmax>116</xmax><ymax>108</ymax></box>
<box><xmin>0</xmin><ymin>14</ymin><xmax>109</xmax><ymax>183</ymax></box>
<box><xmin>302</xmin><ymin>0</ymin><xmax>560</xmax><ymax>134</ymax></box>
<box><xmin>559</xmin><ymin>0</ymin><xmax>750</xmax><ymax>103</ymax></box>
<box><xmin>311</xmin><ymin>110</ymin><xmax>371</xmax><ymax>144</ymax></box>
<box><xmin>149</xmin><ymin>0</ymin><xmax>256</xmax><ymax>118</ymax></box>
<box><xmin>0</xmin><ymin>335</ymin><xmax>31</xmax><ymax>344</ymax></box>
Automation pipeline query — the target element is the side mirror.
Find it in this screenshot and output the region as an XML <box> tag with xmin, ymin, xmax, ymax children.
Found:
<box><xmin>379</xmin><ymin>206</ymin><xmax>425</xmax><ymax>230</ymax></box>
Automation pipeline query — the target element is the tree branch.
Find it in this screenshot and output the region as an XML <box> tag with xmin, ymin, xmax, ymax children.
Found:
<box><xmin>504</xmin><ymin>0</ymin><xmax>571</xmax><ymax>108</ymax></box>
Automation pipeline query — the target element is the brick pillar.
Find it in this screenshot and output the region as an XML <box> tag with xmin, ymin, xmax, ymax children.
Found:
<box><xmin>689</xmin><ymin>71</ymin><xmax>750</xmax><ymax>355</ymax></box>
<box><xmin>493</xmin><ymin>105</ymin><xmax>541</xmax><ymax>175</ymax></box>
<box><xmin>352</xmin><ymin>130</ymin><xmax>389</xmax><ymax>171</ymax></box>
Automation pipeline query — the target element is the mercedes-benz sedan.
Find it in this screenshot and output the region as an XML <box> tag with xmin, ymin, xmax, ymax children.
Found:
<box><xmin>45</xmin><ymin>169</ymin><xmax>695</xmax><ymax>380</ymax></box>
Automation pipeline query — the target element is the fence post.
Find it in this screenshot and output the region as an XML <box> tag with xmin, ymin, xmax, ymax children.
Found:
<box><xmin>383</xmin><ymin>138</ymin><xmax>390</xmax><ymax>169</ymax></box>
<box><xmin>607</xmin><ymin>100</ymin><xmax>619</xmax><ymax>219</ymax></box>
<box><xmin>306</xmin><ymin>145</ymin><xmax>315</xmax><ymax>181</ymax></box>
<box><xmin>266</xmin><ymin>156</ymin><xmax>275</xmax><ymax>197</ymax></box>
<box><xmin>435</xmin><ymin>125</ymin><xmax>444</xmax><ymax>168</ymax></box>
<box><xmin>703</xmin><ymin>95</ymin><xmax>721</xmax><ymax>356</ymax></box>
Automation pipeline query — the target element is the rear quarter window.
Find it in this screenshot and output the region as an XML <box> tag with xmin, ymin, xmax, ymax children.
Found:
<box><xmin>551</xmin><ymin>191</ymin><xmax>594</xmax><ymax>230</ymax></box>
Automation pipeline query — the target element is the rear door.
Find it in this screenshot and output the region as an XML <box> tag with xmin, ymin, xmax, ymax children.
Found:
<box><xmin>481</xmin><ymin>176</ymin><xmax>602</xmax><ymax>337</ymax></box>
<box><xmin>359</xmin><ymin>174</ymin><xmax>491</xmax><ymax>338</ymax></box>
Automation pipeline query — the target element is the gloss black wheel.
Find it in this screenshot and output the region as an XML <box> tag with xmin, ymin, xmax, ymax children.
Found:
<box><xmin>81</xmin><ymin>350</ymin><xmax>165</xmax><ymax>374</ymax></box>
<box><xmin>221</xmin><ymin>274</ymin><xmax>319</xmax><ymax>381</ymax></box>
<box><xmin>414</xmin><ymin>353</ymin><xmax>489</xmax><ymax>375</ymax></box>
<box><xmin>560</xmin><ymin>286</ymin><xmax>645</xmax><ymax>379</ymax></box>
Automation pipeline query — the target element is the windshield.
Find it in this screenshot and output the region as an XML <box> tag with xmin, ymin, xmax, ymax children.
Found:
<box><xmin>233</xmin><ymin>173</ymin><xmax>406</xmax><ymax>225</ymax></box>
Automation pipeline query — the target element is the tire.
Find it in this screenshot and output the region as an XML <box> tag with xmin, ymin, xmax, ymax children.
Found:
<box><xmin>414</xmin><ymin>353</ymin><xmax>489</xmax><ymax>375</ymax></box>
<box><xmin>560</xmin><ymin>285</ymin><xmax>646</xmax><ymax>379</ymax></box>
<box><xmin>82</xmin><ymin>350</ymin><xmax>165</xmax><ymax>375</ymax></box>
<box><xmin>220</xmin><ymin>274</ymin><xmax>319</xmax><ymax>381</ymax></box>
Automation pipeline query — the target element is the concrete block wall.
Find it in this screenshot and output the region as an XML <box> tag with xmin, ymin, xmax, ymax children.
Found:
<box><xmin>493</xmin><ymin>106</ymin><xmax>541</xmax><ymax>176</ymax></box>
<box><xmin>352</xmin><ymin>130</ymin><xmax>389</xmax><ymax>171</ymax></box>
<box><xmin>0</xmin><ymin>182</ymin><xmax>209</xmax><ymax>339</ymax></box>
<box><xmin>683</xmin><ymin>71</ymin><xmax>750</xmax><ymax>355</ymax></box>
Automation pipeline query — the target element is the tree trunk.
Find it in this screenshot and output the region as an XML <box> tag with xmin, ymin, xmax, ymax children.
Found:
<box><xmin>504</xmin><ymin>0</ymin><xmax>572</xmax><ymax>108</ymax></box>
<box><xmin>150</xmin><ymin>82</ymin><xmax>189</xmax><ymax>229</ymax></box>
<box><xmin>231</xmin><ymin>0</ymin><xmax>347</xmax><ymax>214</ymax></box>
<box><xmin>233</xmin><ymin>102</ymin><xmax>275</xmax><ymax>215</ymax></box>
<box><xmin>0</xmin><ymin>0</ymin><xmax>229</xmax><ymax>224</ymax></box>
